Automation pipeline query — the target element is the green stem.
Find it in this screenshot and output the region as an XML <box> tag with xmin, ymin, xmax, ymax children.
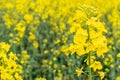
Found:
<box><xmin>87</xmin><ymin>25</ymin><xmax>92</xmax><ymax>80</ymax></box>
<box><xmin>88</xmin><ymin>52</ymin><xmax>92</xmax><ymax>80</ymax></box>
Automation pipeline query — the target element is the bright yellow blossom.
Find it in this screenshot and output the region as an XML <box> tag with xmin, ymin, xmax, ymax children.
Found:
<box><xmin>90</xmin><ymin>61</ymin><xmax>102</xmax><ymax>71</ymax></box>
<box><xmin>24</xmin><ymin>14</ymin><xmax>33</xmax><ymax>24</ymax></box>
<box><xmin>98</xmin><ymin>71</ymin><xmax>105</xmax><ymax>80</ymax></box>
<box><xmin>75</xmin><ymin>67</ymin><xmax>83</xmax><ymax>77</ymax></box>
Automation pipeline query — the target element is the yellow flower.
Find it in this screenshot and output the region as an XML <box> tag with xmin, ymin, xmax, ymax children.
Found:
<box><xmin>116</xmin><ymin>76</ymin><xmax>120</xmax><ymax>80</ymax></box>
<box><xmin>33</xmin><ymin>41</ymin><xmax>39</xmax><ymax>48</ymax></box>
<box><xmin>53</xmin><ymin>57</ymin><xmax>57</xmax><ymax>61</ymax></box>
<box><xmin>60</xmin><ymin>45</ymin><xmax>69</xmax><ymax>56</ymax></box>
<box><xmin>68</xmin><ymin>43</ymin><xmax>76</xmax><ymax>55</ymax></box>
<box><xmin>14</xmin><ymin>73</ymin><xmax>23</xmax><ymax>80</ymax></box>
<box><xmin>20</xmin><ymin>50</ymin><xmax>30</xmax><ymax>64</ymax></box>
<box><xmin>43</xmin><ymin>50</ymin><xmax>48</xmax><ymax>54</ymax></box>
<box><xmin>118</xmin><ymin>65</ymin><xmax>120</xmax><ymax>69</ymax></box>
<box><xmin>28</xmin><ymin>32</ymin><xmax>36</xmax><ymax>41</ymax></box>
<box><xmin>110</xmin><ymin>64</ymin><xmax>114</xmax><ymax>68</ymax></box>
<box><xmin>9</xmin><ymin>52</ymin><xmax>18</xmax><ymax>61</ymax></box>
<box><xmin>0</xmin><ymin>42</ymin><xmax>10</xmax><ymax>52</ymax></box>
<box><xmin>117</xmin><ymin>53</ymin><xmax>120</xmax><ymax>58</ymax></box>
<box><xmin>53</xmin><ymin>64</ymin><xmax>58</xmax><ymax>69</ymax></box>
<box><xmin>118</xmin><ymin>40</ymin><xmax>120</xmax><ymax>44</ymax></box>
<box><xmin>49</xmin><ymin>61</ymin><xmax>52</xmax><ymax>65</ymax></box>
<box><xmin>54</xmin><ymin>39</ymin><xmax>60</xmax><ymax>44</ymax></box>
<box><xmin>104</xmin><ymin>54</ymin><xmax>114</xmax><ymax>65</ymax></box>
<box><xmin>0</xmin><ymin>42</ymin><xmax>23</xmax><ymax>80</ymax></box>
<box><xmin>9</xmin><ymin>33</ymin><xmax>13</xmax><ymax>37</ymax></box>
<box><xmin>75</xmin><ymin>67</ymin><xmax>83</xmax><ymax>77</ymax></box>
<box><xmin>98</xmin><ymin>71</ymin><xmax>105</xmax><ymax>80</ymax></box>
<box><xmin>90</xmin><ymin>61</ymin><xmax>102</xmax><ymax>71</ymax></box>
<box><xmin>43</xmin><ymin>39</ymin><xmax>48</xmax><ymax>43</ymax></box>
<box><xmin>24</xmin><ymin>14</ymin><xmax>33</xmax><ymax>24</ymax></box>
<box><xmin>6</xmin><ymin>3</ymin><xmax>14</xmax><ymax>9</ymax></box>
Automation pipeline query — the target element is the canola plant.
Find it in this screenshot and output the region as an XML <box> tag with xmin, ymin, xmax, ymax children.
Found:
<box><xmin>0</xmin><ymin>0</ymin><xmax>120</xmax><ymax>80</ymax></box>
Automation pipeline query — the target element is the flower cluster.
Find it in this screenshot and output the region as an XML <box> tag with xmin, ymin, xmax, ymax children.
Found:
<box><xmin>0</xmin><ymin>0</ymin><xmax>120</xmax><ymax>80</ymax></box>
<box><xmin>0</xmin><ymin>42</ymin><xmax>23</xmax><ymax>80</ymax></box>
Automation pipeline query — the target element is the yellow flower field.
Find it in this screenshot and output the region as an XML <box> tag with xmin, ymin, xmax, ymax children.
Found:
<box><xmin>0</xmin><ymin>0</ymin><xmax>120</xmax><ymax>80</ymax></box>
